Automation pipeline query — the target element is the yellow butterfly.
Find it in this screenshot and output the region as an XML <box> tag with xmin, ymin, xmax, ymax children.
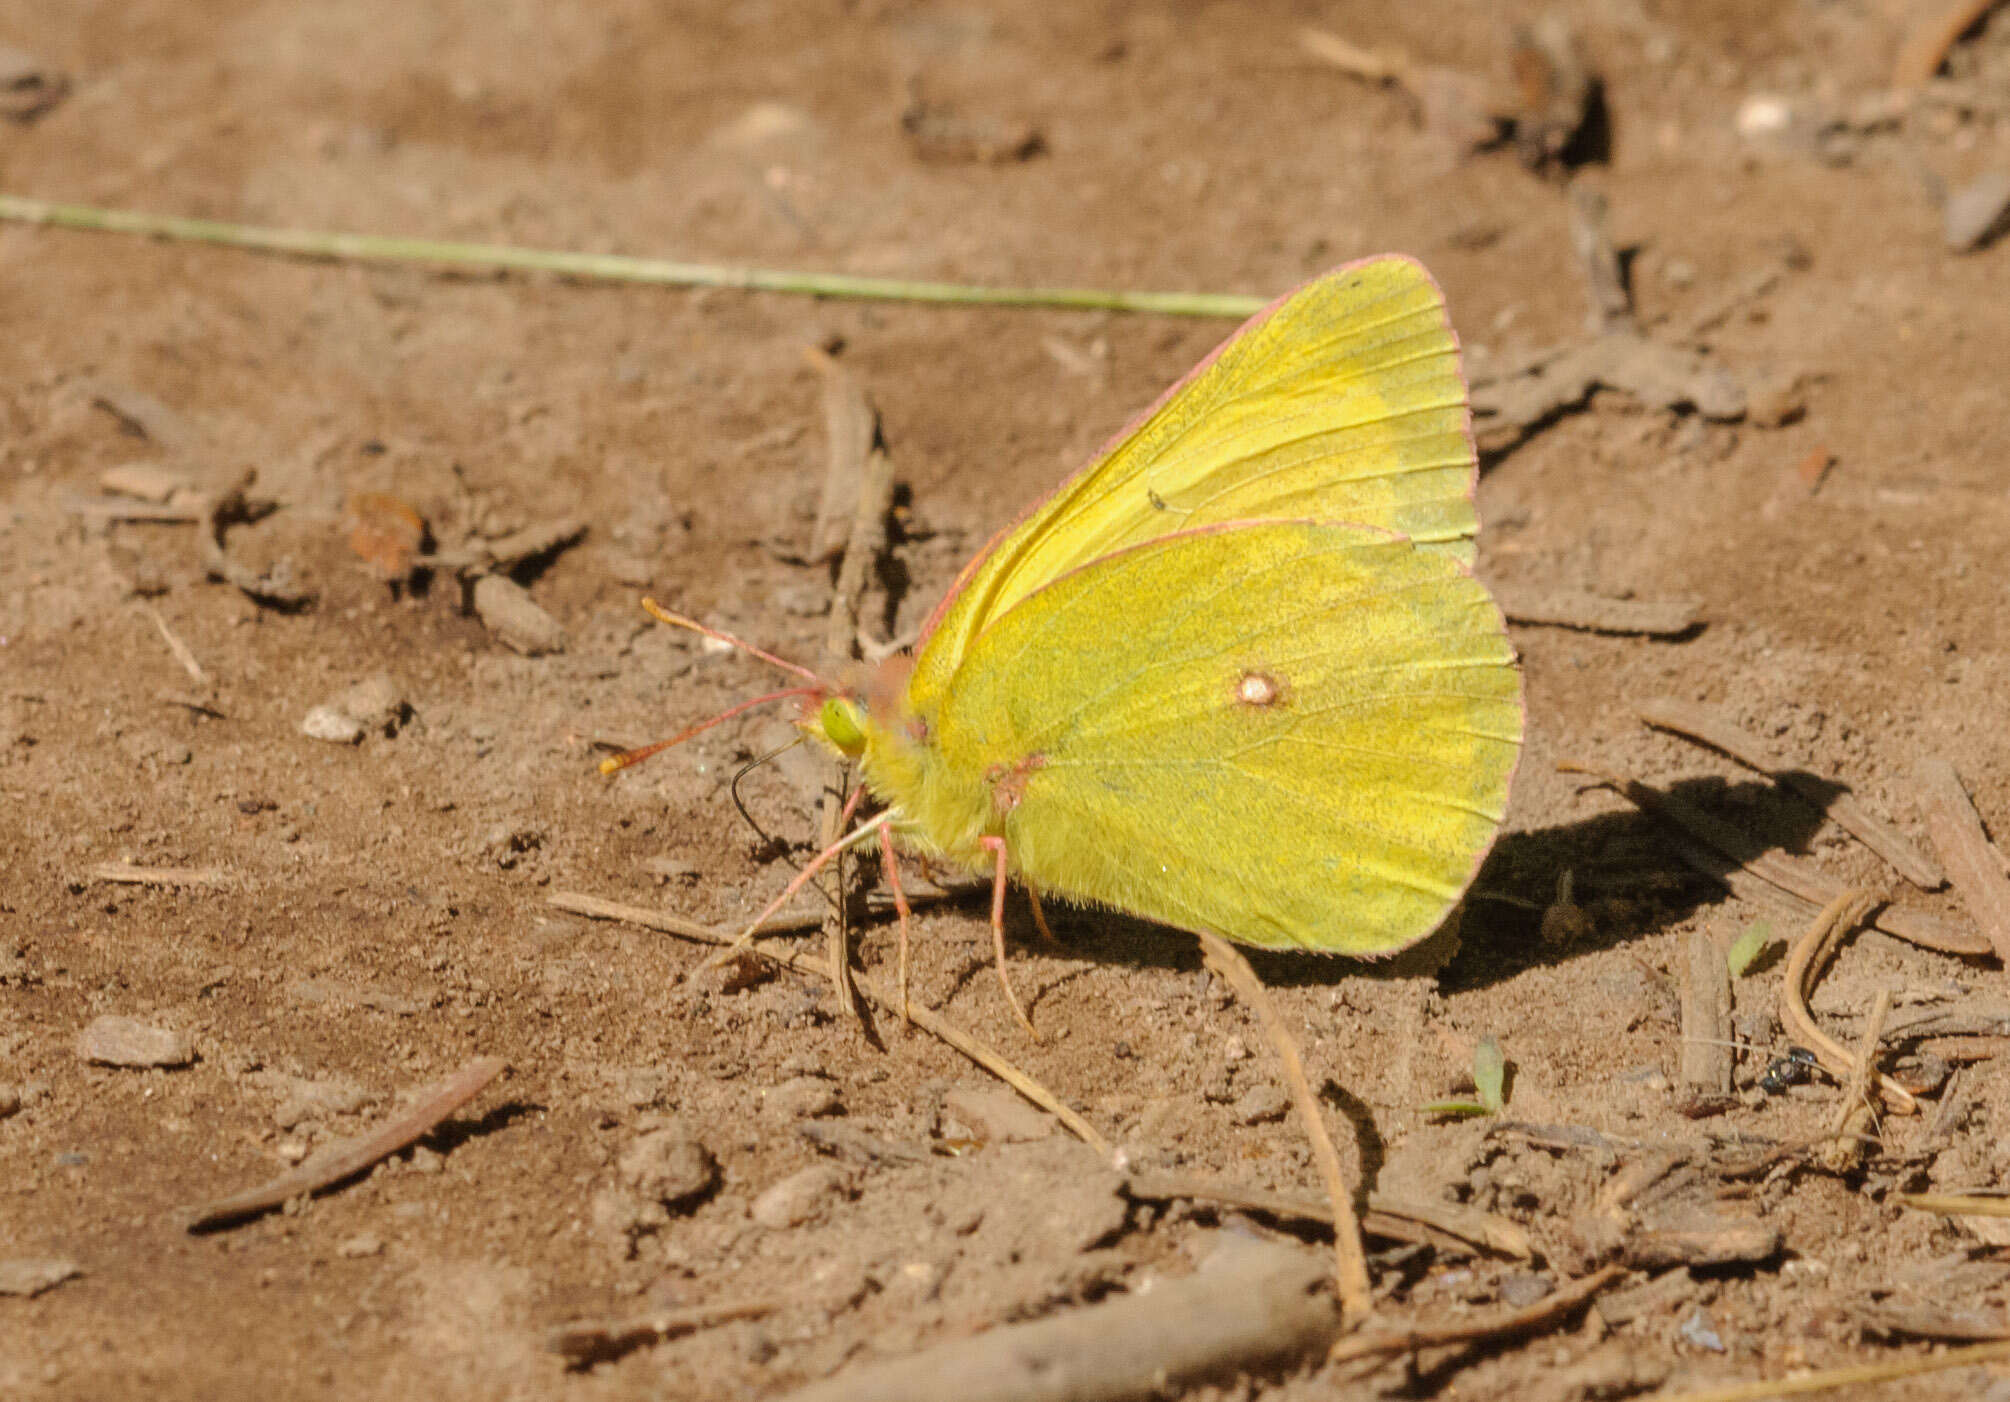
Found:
<box><xmin>622</xmin><ymin>256</ymin><xmax>1522</xmax><ymax>1034</ymax></box>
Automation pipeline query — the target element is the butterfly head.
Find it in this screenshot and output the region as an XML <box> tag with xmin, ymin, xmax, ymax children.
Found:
<box><xmin>798</xmin><ymin>653</ymin><xmax>929</xmax><ymax>770</ymax></box>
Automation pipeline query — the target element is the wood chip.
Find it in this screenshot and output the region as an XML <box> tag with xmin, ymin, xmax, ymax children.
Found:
<box><xmin>99</xmin><ymin>462</ymin><xmax>192</xmax><ymax>503</ymax></box>
<box><xmin>1914</xmin><ymin>757</ymin><xmax>2010</xmax><ymax>963</ymax></box>
<box><xmin>1624</xmin><ymin>1212</ymin><xmax>1780</xmax><ymax>1270</ymax></box>
<box><xmin>472</xmin><ymin>574</ymin><xmax>567</xmax><ymax>655</ymax></box>
<box><xmin>1680</xmin><ymin>929</ymin><xmax>1734</xmax><ymax>1096</ymax></box>
<box><xmin>1639</xmin><ymin>698</ymin><xmax>1943</xmax><ymax>889</ymax></box>
<box><xmin>1499</xmin><ymin>589</ymin><xmax>1702</xmax><ymax>636</ymax></box>
<box><xmin>75</xmin><ymin>1015</ymin><xmax>194</xmax><ymax>1068</ymax></box>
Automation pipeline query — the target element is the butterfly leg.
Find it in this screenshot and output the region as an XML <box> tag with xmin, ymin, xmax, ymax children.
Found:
<box><xmin>980</xmin><ymin>835</ymin><xmax>1042</xmax><ymax>1042</ymax></box>
<box><xmin>876</xmin><ymin>821</ymin><xmax>915</xmax><ymax>1027</ymax></box>
<box><xmin>1027</xmin><ymin>886</ymin><xmax>1058</xmax><ymax>944</ymax></box>
<box><xmin>693</xmin><ymin>811</ymin><xmax>892</xmax><ymax>974</ymax></box>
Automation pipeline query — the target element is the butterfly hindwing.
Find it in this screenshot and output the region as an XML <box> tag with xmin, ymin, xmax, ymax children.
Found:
<box><xmin>929</xmin><ymin>519</ymin><xmax>1520</xmax><ymax>954</ymax></box>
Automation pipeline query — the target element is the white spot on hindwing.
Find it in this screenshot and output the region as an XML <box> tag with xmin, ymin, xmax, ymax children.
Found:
<box><xmin>1236</xmin><ymin>670</ymin><xmax>1282</xmax><ymax>707</ymax></box>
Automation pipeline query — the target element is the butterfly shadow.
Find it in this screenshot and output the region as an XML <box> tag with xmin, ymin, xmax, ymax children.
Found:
<box><xmin>997</xmin><ymin>772</ymin><xmax>1838</xmax><ymax>997</ymax></box>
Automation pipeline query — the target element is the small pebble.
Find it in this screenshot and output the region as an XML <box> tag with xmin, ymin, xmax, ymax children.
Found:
<box><xmin>750</xmin><ymin>1164</ymin><xmax>850</xmax><ymax>1229</ymax></box>
<box><xmin>762</xmin><ymin>1076</ymin><xmax>842</xmax><ymax>1122</ymax></box>
<box><xmin>1679</xmin><ymin>1306</ymin><xmax>1726</xmax><ymax>1352</ymax></box>
<box><xmin>0</xmin><ymin>1258</ymin><xmax>82</xmax><ymax>1298</ymax></box>
<box><xmin>302</xmin><ymin>674</ymin><xmax>408</xmax><ymax>743</ymax></box>
<box><xmin>1734</xmin><ymin>94</ymin><xmax>1794</xmax><ymax>140</ymax></box>
<box><xmin>1230</xmin><ymin>1083</ymin><xmax>1290</xmax><ymax>1125</ymax></box>
<box><xmin>0</xmin><ymin>1085</ymin><xmax>21</xmax><ymax>1118</ymax></box>
<box><xmin>472</xmin><ymin>574</ymin><xmax>567</xmax><ymax>655</ymax></box>
<box><xmin>74</xmin><ymin>1014</ymin><xmax>194</xmax><ymax>1068</ymax></box>
<box><xmin>1500</xmin><ymin>1273</ymin><xmax>1554</xmax><ymax>1308</ymax></box>
<box><xmin>619</xmin><ymin>1129</ymin><xmax>717</xmax><ymax>1208</ymax></box>
<box><xmin>1945</xmin><ymin>171</ymin><xmax>2010</xmax><ymax>253</ymax></box>
<box><xmin>336</xmin><ymin>1234</ymin><xmax>384</xmax><ymax>1259</ymax></box>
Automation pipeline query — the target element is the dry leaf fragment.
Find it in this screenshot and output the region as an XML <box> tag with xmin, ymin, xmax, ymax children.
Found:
<box><xmin>343</xmin><ymin>492</ymin><xmax>429</xmax><ymax>580</ymax></box>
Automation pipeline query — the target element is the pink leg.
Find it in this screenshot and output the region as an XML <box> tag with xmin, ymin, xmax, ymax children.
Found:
<box><xmin>877</xmin><ymin>822</ymin><xmax>915</xmax><ymax>1026</ymax></box>
<box><xmin>980</xmin><ymin>835</ymin><xmax>1041</xmax><ymax>1041</ymax></box>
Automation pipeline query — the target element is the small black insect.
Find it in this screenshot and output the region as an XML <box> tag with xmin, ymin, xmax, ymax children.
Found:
<box><xmin>1758</xmin><ymin>1045</ymin><xmax>1823</xmax><ymax>1094</ymax></box>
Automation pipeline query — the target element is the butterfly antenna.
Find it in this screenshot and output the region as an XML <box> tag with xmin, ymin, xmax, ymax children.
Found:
<box><xmin>598</xmin><ymin>686</ymin><xmax>820</xmax><ymax>775</ymax></box>
<box><xmin>728</xmin><ymin>734</ymin><xmax>819</xmax><ymax>882</ymax></box>
<box><xmin>640</xmin><ymin>598</ymin><xmax>833</xmax><ymax>688</ymax></box>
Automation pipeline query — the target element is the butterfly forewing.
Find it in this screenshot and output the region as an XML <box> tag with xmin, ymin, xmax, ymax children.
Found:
<box><xmin>909</xmin><ymin>256</ymin><xmax>1478</xmax><ymax>722</ymax></box>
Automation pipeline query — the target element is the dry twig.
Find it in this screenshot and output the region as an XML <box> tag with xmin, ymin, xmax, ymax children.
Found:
<box><xmin>143</xmin><ymin>603</ymin><xmax>208</xmax><ymax>687</ymax></box>
<box><xmin>1562</xmin><ymin>761</ymin><xmax>1989</xmax><ymax>957</ymax></box>
<box><xmin>185</xmin><ymin>1056</ymin><xmax>508</xmax><ymax>1230</ymax></box>
<box><xmin>1196</xmin><ymin>930</ymin><xmax>1370</xmax><ymax>1322</ymax></box>
<box><xmin>1326</xmin><ymin>1264</ymin><xmax>1624</xmax><ymax>1366</ymax></box>
<box><xmin>547</xmin><ymin>1297</ymin><xmax>777</xmax><ymax>1368</ymax></box>
<box><xmin>1892</xmin><ymin>0</ymin><xmax>2003</xmax><ymax>88</ymax></box>
<box><xmin>1639</xmin><ymin>699</ymin><xmax>1943</xmax><ymax>888</ymax></box>
<box><xmin>1498</xmin><ymin>589</ymin><xmax>1702</xmax><ymax>636</ymax></box>
<box><xmin>1123</xmin><ymin>1172</ymin><xmax>1534</xmax><ymax>1260</ymax></box>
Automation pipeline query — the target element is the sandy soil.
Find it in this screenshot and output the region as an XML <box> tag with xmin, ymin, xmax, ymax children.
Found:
<box><xmin>6</xmin><ymin>3</ymin><xmax>2010</xmax><ymax>1398</ymax></box>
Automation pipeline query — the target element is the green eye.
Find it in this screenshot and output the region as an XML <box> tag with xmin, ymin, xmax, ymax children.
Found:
<box><xmin>819</xmin><ymin>697</ymin><xmax>867</xmax><ymax>756</ymax></box>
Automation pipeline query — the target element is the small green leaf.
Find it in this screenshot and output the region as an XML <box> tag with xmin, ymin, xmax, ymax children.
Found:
<box><xmin>1420</xmin><ymin>1099</ymin><xmax>1492</xmax><ymax>1119</ymax></box>
<box><xmin>1726</xmin><ymin>920</ymin><xmax>1774</xmax><ymax>978</ymax></box>
<box><xmin>1473</xmin><ymin>1036</ymin><xmax>1506</xmax><ymax>1112</ymax></box>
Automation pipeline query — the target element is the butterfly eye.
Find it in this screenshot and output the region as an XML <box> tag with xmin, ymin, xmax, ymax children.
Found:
<box><xmin>818</xmin><ymin>697</ymin><xmax>868</xmax><ymax>756</ymax></box>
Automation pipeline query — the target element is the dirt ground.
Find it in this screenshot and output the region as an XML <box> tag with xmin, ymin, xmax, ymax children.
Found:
<box><xmin>7</xmin><ymin>2</ymin><xmax>2010</xmax><ymax>1398</ymax></box>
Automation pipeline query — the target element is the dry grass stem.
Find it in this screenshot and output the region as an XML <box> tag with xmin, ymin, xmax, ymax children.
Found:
<box><xmin>1195</xmin><ymin>930</ymin><xmax>1371</xmax><ymax>1322</ymax></box>
<box><xmin>1896</xmin><ymin>1192</ymin><xmax>2010</xmax><ymax>1218</ymax></box>
<box><xmin>85</xmin><ymin>862</ymin><xmax>231</xmax><ymax>888</ymax></box>
<box><xmin>1661</xmin><ymin>1338</ymin><xmax>2010</xmax><ymax>1402</ymax></box>
<box><xmin>1780</xmin><ymin>892</ymin><xmax>1917</xmax><ymax>1114</ymax></box>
